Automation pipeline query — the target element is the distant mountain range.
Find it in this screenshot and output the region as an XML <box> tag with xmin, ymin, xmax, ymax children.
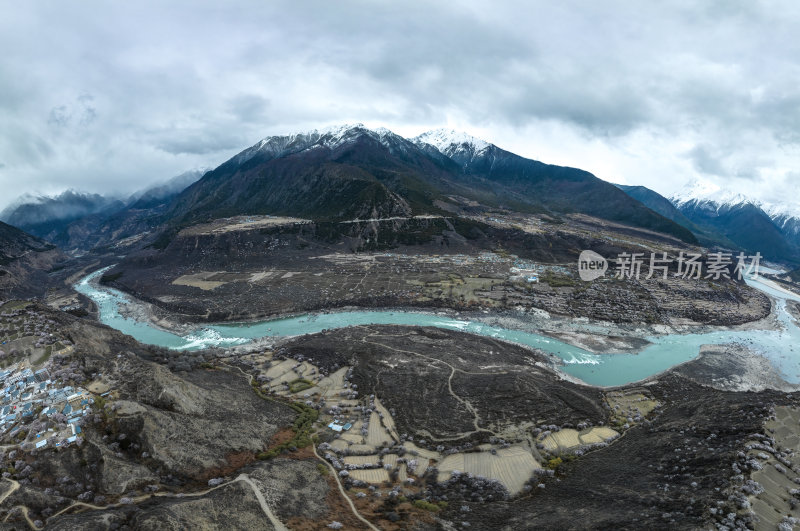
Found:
<box><xmin>0</xmin><ymin>191</ymin><xmax>124</xmax><ymax>242</ymax></box>
<box><xmin>617</xmin><ymin>179</ymin><xmax>800</xmax><ymax>264</ymax></box>
<box><xmin>0</xmin><ymin>169</ymin><xmax>207</xmax><ymax>250</ymax></box>
<box><xmin>9</xmin><ymin>124</ymin><xmax>800</xmax><ymax>264</ymax></box>
<box><xmin>127</xmin><ymin>169</ymin><xmax>209</xmax><ymax>210</ymax></box>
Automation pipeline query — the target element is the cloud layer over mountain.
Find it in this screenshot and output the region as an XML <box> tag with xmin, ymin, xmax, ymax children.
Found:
<box><xmin>1</xmin><ymin>1</ymin><xmax>798</xmax><ymax>209</ymax></box>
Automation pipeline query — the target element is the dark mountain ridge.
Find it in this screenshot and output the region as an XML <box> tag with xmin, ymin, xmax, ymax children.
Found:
<box><xmin>163</xmin><ymin>124</ymin><xmax>697</xmax><ymax>244</ymax></box>
<box><xmin>677</xmin><ymin>199</ymin><xmax>796</xmax><ymax>263</ymax></box>
<box><xmin>3</xmin><ymin>125</ymin><xmax>699</xmax><ymax>252</ymax></box>
<box><xmin>617</xmin><ymin>183</ymin><xmax>800</xmax><ymax>264</ymax></box>
<box><xmin>1</xmin><ymin>171</ymin><xmax>205</xmax><ymax>251</ymax></box>
<box><xmin>0</xmin><ymin>190</ymin><xmax>124</xmax><ymax>242</ymax></box>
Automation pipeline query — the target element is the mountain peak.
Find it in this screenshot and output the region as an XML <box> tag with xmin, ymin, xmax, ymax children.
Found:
<box><xmin>670</xmin><ymin>179</ymin><xmax>754</xmax><ymax>209</ymax></box>
<box><xmin>763</xmin><ymin>200</ymin><xmax>800</xmax><ymax>222</ymax></box>
<box><xmin>237</xmin><ymin>123</ymin><xmax>408</xmax><ymax>165</ymax></box>
<box><xmin>413</xmin><ymin>128</ymin><xmax>491</xmax><ymax>153</ymax></box>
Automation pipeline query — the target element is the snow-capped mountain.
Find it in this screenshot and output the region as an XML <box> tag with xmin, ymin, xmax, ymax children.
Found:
<box><xmin>670</xmin><ymin>179</ymin><xmax>800</xmax><ymax>226</ymax></box>
<box><xmin>238</xmin><ymin>124</ymin><xmax>512</xmax><ymax>175</ymax></box>
<box><xmin>762</xmin><ymin>203</ymin><xmax>800</xmax><ymax>236</ymax></box>
<box><xmin>670</xmin><ymin>180</ymin><xmax>759</xmax><ymax>210</ymax></box>
<box><xmin>413</xmin><ymin>129</ymin><xmax>493</xmax><ymax>166</ymax></box>
<box><xmin>236</xmin><ymin>123</ymin><xmax>414</xmax><ymax>166</ymax></box>
<box><xmin>163</xmin><ymin>123</ymin><xmax>697</xmax><ymax>244</ymax></box>
<box><xmin>0</xmin><ymin>190</ymin><xmax>125</xmax><ymax>238</ymax></box>
<box><xmin>668</xmin><ymin>179</ymin><xmax>800</xmax><ymax>262</ymax></box>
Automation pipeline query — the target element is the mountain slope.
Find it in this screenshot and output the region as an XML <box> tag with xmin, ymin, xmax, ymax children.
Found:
<box><xmin>2</xmin><ymin>171</ymin><xmax>207</xmax><ymax>251</ymax></box>
<box><xmin>615</xmin><ymin>184</ymin><xmax>737</xmax><ymax>248</ymax></box>
<box><xmin>0</xmin><ymin>221</ymin><xmax>63</xmax><ymax>297</ymax></box>
<box><xmin>127</xmin><ymin>168</ymin><xmax>207</xmax><ymax>209</ymax></box>
<box><xmin>167</xmin><ymin>127</ymin><xmax>427</xmax><ymax>225</ymax></box>
<box><xmin>1</xmin><ymin>191</ymin><xmax>124</xmax><ymax>241</ymax></box>
<box><xmin>0</xmin><ymin>221</ymin><xmax>54</xmax><ymax>265</ymax></box>
<box><xmin>670</xmin><ymin>180</ymin><xmax>799</xmax><ymax>263</ymax></box>
<box><xmin>616</xmin><ymin>184</ymin><xmax>695</xmax><ymax>227</ymax></box>
<box><xmin>763</xmin><ymin>204</ymin><xmax>800</xmax><ymax>252</ymax></box>
<box><xmin>163</xmin><ymin>125</ymin><xmax>696</xmax><ymax>244</ymax></box>
<box><xmin>680</xmin><ymin>201</ymin><xmax>794</xmax><ymax>262</ymax></box>
<box><xmin>414</xmin><ymin>129</ymin><xmax>697</xmax><ymax>243</ymax></box>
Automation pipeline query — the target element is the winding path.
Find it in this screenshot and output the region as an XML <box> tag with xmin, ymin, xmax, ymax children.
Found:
<box><xmin>225</xmin><ymin>362</ymin><xmax>378</xmax><ymax>530</ymax></box>
<box><xmin>234</xmin><ymin>474</ymin><xmax>287</xmax><ymax>531</ymax></box>
<box><xmin>361</xmin><ymin>330</ymin><xmax>501</xmax><ymax>441</ymax></box>
<box><xmin>0</xmin><ymin>479</ymin><xmax>19</xmax><ymax>505</ymax></box>
<box><xmin>312</xmin><ymin>444</ymin><xmax>379</xmax><ymax>531</ymax></box>
<box><xmin>42</xmin><ymin>473</ymin><xmax>287</xmax><ymax>529</ymax></box>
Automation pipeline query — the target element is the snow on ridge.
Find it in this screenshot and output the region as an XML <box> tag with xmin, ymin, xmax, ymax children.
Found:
<box><xmin>669</xmin><ymin>179</ymin><xmax>721</xmax><ymax>205</ymax></box>
<box><xmin>315</xmin><ymin>122</ymin><xmax>366</xmax><ymax>136</ymax></box>
<box><xmin>670</xmin><ymin>178</ymin><xmax>800</xmax><ymax>221</ymax></box>
<box><xmin>241</xmin><ymin>124</ymin><xmax>495</xmax><ymax>166</ymax></box>
<box><xmin>413</xmin><ymin>128</ymin><xmax>491</xmax><ymax>153</ymax></box>
<box><xmin>236</xmin><ymin>124</ymin><xmax>410</xmax><ymax>165</ymax></box>
<box><xmin>237</xmin><ymin>124</ymin><xmax>361</xmax><ymax>164</ymax></box>
<box><xmin>671</xmin><ymin>179</ymin><xmax>756</xmax><ymax>209</ymax></box>
<box><xmin>763</xmin><ymin>201</ymin><xmax>800</xmax><ymax>222</ymax></box>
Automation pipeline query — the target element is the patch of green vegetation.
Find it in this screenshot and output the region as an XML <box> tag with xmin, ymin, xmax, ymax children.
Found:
<box><xmin>540</xmin><ymin>271</ymin><xmax>578</xmax><ymax>288</ymax></box>
<box><xmin>412</xmin><ymin>500</ymin><xmax>448</xmax><ymax>512</ymax></box>
<box><xmin>451</xmin><ymin>217</ymin><xmax>488</xmax><ymax>240</ymax></box>
<box><xmin>252</xmin><ymin>382</ymin><xmax>319</xmax><ymax>459</ymax></box>
<box><xmin>393</xmin><ymin>218</ymin><xmax>448</xmax><ymax>247</ymax></box>
<box><xmin>288</xmin><ymin>378</ymin><xmax>314</xmax><ymax>393</ymax></box>
<box><xmin>0</xmin><ymin>301</ymin><xmax>30</xmax><ymax>311</ymax></box>
<box><xmin>316</xmin><ymin>463</ymin><xmax>329</xmax><ymax>476</ymax></box>
<box><xmin>546</xmin><ymin>457</ymin><xmax>563</xmax><ymax>469</ymax></box>
<box><xmin>92</xmin><ymin>395</ymin><xmax>107</xmax><ymax>412</ymax></box>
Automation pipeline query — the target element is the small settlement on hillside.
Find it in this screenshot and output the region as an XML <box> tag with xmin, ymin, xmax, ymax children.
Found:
<box><xmin>0</xmin><ymin>364</ymin><xmax>95</xmax><ymax>450</ymax></box>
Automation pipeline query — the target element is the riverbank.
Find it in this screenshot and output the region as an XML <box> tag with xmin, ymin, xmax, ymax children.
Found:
<box><xmin>668</xmin><ymin>343</ymin><xmax>800</xmax><ymax>393</ymax></box>
<box><xmin>74</xmin><ymin>267</ymin><xmax>800</xmax><ymax>389</ymax></box>
<box><xmin>103</xmin><ymin>279</ymin><xmax>781</xmax><ymax>358</ymax></box>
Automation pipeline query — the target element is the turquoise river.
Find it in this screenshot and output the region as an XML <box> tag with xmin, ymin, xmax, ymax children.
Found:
<box><xmin>75</xmin><ymin>267</ymin><xmax>800</xmax><ymax>387</ymax></box>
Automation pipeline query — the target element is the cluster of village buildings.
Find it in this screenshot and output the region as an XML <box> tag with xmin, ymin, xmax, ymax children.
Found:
<box><xmin>0</xmin><ymin>364</ymin><xmax>96</xmax><ymax>450</ymax></box>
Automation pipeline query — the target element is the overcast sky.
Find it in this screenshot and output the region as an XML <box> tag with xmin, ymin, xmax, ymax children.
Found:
<box><xmin>1</xmin><ymin>0</ymin><xmax>799</xmax><ymax>210</ymax></box>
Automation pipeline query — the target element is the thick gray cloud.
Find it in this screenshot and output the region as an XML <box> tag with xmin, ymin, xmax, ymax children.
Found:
<box><xmin>0</xmin><ymin>0</ymin><xmax>798</xmax><ymax>208</ymax></box>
